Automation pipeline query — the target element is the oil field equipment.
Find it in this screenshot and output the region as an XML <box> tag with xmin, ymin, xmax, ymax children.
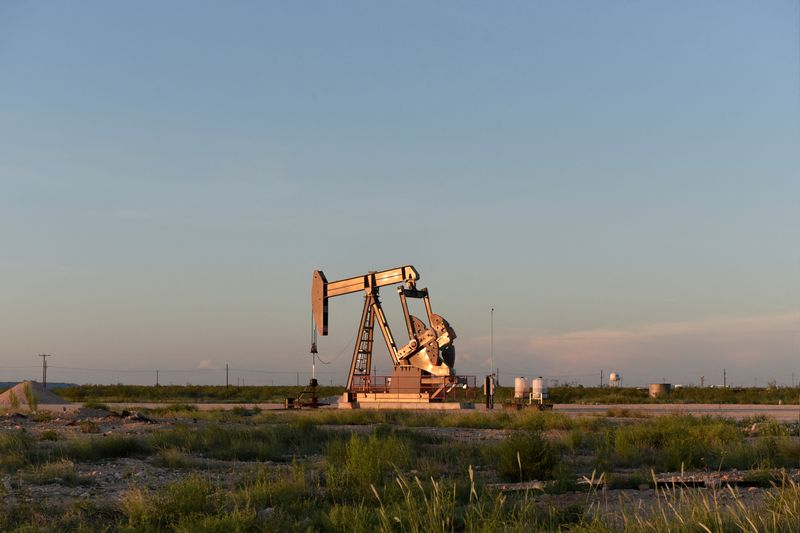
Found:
<box><xmin>312</xmin><ymin>265</ymin><xmax>467</xmax><ymax>405</ymax></box>
<box><xmin>507</xmin><ymin>376</ymin><xmax>553</xmax><ymax>410</ymax></box>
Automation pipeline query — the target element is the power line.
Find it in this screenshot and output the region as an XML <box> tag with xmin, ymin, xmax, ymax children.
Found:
<box><xmin>46</xmin><ymin>364</ymin><xmax>344</xmax><ymax>376</ymax></box>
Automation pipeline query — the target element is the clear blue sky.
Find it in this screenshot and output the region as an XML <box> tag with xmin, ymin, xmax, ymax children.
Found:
<box><xmin>1</xmin><ymin>1</ymin><xmax>798</xmax><ymax>387</ymax></box>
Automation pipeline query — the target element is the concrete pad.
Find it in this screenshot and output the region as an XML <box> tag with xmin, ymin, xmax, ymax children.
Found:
<box><xmin>339</xmin><ymin>401</ymin><xmax>474</xmax><ymax>410</ymax></box>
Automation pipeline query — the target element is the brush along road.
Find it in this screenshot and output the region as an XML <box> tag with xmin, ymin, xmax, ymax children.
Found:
<box><xmin>24</xmin><ymin>402</ymin><xmax>800</xmax><ymax>421</ymax></box>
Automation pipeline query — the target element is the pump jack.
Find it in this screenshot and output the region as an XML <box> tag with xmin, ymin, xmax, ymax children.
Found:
<box><xmin>312</xmin><ymin>266</ymin><xmax>459</xmax><ymax>404</ymax></box>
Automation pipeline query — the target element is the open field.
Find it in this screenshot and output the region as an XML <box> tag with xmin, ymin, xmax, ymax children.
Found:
<box><xmin>2</xmin><ymin>403</ymin><xmax>800</xmax><ymax>531</ymax></box>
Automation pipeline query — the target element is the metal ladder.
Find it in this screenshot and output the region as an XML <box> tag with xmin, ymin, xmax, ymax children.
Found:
<box><xmin>353</xmin><ymin>306</ymin><xmax>375</xmax><ymax>373</ymax></box>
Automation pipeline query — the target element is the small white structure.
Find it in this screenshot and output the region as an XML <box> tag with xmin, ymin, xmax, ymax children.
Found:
<box><xmin>514</xmin><ymin>377</ymin><xmax>530</xmax><ymax>400</ymax></box>
<box><xmin>609</xmin><ymin>372</ymin><xmax>621</xmax><ymax>388</ymax></box>
<box><xmin>531</xmin><ymin>377</ymin><xmax>548</xmax><ymax>402</ymax></box>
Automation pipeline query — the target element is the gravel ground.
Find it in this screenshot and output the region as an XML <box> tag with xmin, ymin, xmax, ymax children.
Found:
<box><xmin>2</xmin><ymin>406</ymin><xmax>798</xmax><ymax>517</ymax></box>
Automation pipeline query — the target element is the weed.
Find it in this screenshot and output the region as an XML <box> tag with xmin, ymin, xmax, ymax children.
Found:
<box><xmin>149</xmin><ymin>421</ymin><xmax>326</xmax><ymax>461</ymax></box>
<box><xmin>153</xmin><ymin>448</ymin><xmax>195</xmax><ymax>469</ymax></box>
<box><xmin>374</xmin><ymin>474</ymin><xmax>459</xmax><ymax>532</ymax></box>
<box><xmin>120</xmin><ymin>475</ymin><xmax>223</xmax><ymax>530</ymax></box>
<box><xmin>146</xmin><ymin>403</ymin><xmax>199</xmax><ymax>416</ymax></box>
<box><xmin>40</xmin><ymin>430</ymin><xmax>60</xmax><ymax>441</ymax></box>
<box><xmin>82</xmin><ymin>400</ymin><xmax>111</xmax><ymax>411</ymax></box>
<box><xmin>605</xmin><ymin>407</ymin><xmax>649</xmax><ymax>418</ymax></box>
<box><xmin>79</xmin><ymin>419</ymin><xmax>100</xmax><ymax>433</ymax></box>
<box><xmin>8</xmin><ymin>390</ymin><xmax>20</xmax><ymax>410</ymax></box>
<box><xmin>56</xmin><ymin>434</ymin><xmax>150</xmax><ymax>461</ymax></box>
<box><xmin>21</xmin><ymin>459</ymin><xmax>90</xmax><ymax>486</ymax></box>
<box><xmin>490</xmin><ymin>431</ymin><xmax>560</xmax><ymax>482</ymax></box>
<box><xmin>23</xmin><ymin>383</ymin><xmax>38</xmax><ymax>412</ymax></box>
<box><xmin>30</xmin><ymin>410</ymin><xmax>53</xmax><ymax>422</ymax></box>
<box><xmin>0</xmin><ymin>430</ymin><xmax>34</xmax><ymax>453</ymax></box>
<box><xmin>231</xmin><ymin>405</ymin><xmax>261</xmax><ymax>417</ymax></box>
<box><xmin>614</xmin><ymin>415</ymin><xmax>742</xmax><ymax>470</ymax></box>
<box><xmin>327</xmin><ymin>502</ymin><xmax>379</xmax><ymax>533</ymax></box>
<box><xmin>0</xmin><ymin>431</ymin><xmax>34</xmax><ymax>471</ymax></box>
<box><xmin>564</xmin><ymin>428</ymin><xmax>586</xmax><ymax>451</ymax></box>
<box><xmin>604</xmin><ymin>470</ymin><xmax>651</xmax><ymax>490</ymax></box>
<box><xmin>0</xmin><ymin>452</ymin><xmax>29</xmax><ymax>473</ymax></box>
<box><xmin>326</xmin><ymin>430</ymin><xmax>415</xmax><ymax>495</ymax></box>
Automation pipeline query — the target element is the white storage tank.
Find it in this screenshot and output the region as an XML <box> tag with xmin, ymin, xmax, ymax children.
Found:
<box><xmin>514</xmin><ymin>377</ymin><xmax>530</xmax><ymax>400</ymax></box>
<box><xmin>531</xmin><ymin>377</ymin><xmax>548</xmax><ymax>400</ymax></box>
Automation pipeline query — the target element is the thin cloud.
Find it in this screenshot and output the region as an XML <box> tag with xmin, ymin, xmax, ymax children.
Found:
<box><xmin>456</xmin><ymin>312</ymin><xmax>800</xmax><ymax>385</ymax></box>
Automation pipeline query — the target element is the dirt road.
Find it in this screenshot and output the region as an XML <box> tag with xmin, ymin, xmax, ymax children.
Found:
<box><xmin>30</xmin><ymin>401</ymin><xmax>800</xmax><ymax>421</ymax></box>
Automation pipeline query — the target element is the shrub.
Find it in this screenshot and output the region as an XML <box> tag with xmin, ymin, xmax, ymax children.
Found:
<box><xmin>22</xmin><ymin>460</ymin><xmax>88</xmax><ymax>486</ymax></box>
<box><xmin>120</xmin><ymin>476</ymin><xmax>223</xmax><ymax>530</ymax></box>
<box><xmin>0</xmin><ymin>452</ymin><xmax>29</xmax><ymax>473</ymax></box>
<box><xmin>0</xmin><ymin>431</ymin><xmax>34</xmax><ymax>471</ymax></box>
<box><xmin>149</xmin><ymin>421</ymin><xmax>326</xmax><ymax>461</ymax></box>
<box><xmin>490</xmin><ymin>431</ymin><xmax>560</xmax><ymax>482</ymax></box>
<box><xmin>511</xmin><ymin>410</ymin><xmax>576</xmax><ymax>431</ymax></box>
<box><xmin>57</xmin><ymin>434</ymin><xmax>150</xmax><ymax>461</ymax></box>
<box><xmin>325</xmin><ymin>430</ymin><xmax>415</xmax><ymax>494</ymax></box>
<box><xmin>31</xmin><ymin>410</ymin><xmax>52</xmax><ymax>422</ymax></box>
<box><xmin>614</xmin><ymin>416</ymin><xmax>742</xmax><ymax>470</ymax></box>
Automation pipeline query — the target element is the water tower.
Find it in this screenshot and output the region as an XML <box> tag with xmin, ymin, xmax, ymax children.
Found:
<box><xmin>609</xmin><ymin>371</ymin><xmax>621</xmax><ymax>388</ymax></box>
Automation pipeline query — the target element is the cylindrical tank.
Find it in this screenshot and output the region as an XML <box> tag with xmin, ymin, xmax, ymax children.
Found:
<box><xmin>514</xmin><ymin>377</ymin><xmax>529</xmax><ymax>400</ymax></box>
<box><xmin>531</xmin><ymin>377</ymin><xmax>548</xmax><ymax>400</ymax></box>
<box><xmin>648</xmin><ymin>383</ymin><xmax>671</xmax><ymax>398</ymax></box>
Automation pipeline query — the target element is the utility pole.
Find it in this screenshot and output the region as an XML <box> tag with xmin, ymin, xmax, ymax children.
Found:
<box><xmin>226</xmin><ymin>364</ymin><xmax>229</xmax><ymax>387</ymax></box>
<box><xmin>600</xmin><ymin>369</ymin><xmax>603</xmax><ymax>388</ymax></box>
<box><xmin>38</xmin><ymin>354</ymin><xmax>52</xmax><ymax>388</ymax></box>
<box><xmin>723</xmin><ymin>368</ymin><xmax>727</xmax><ymax>388</ymax></box>
<box><xmin>156</xmin><ymin>369</ymin><xmax>159</xmax><ymax>386</ymax></box>
<box><xmin>700</xmin><ymin>376</ymin><xmax>705</xmax><ymax>388</ymax></box>
<box><xmin>490</xmin><ymin>307</ymin><xmax>494</xmax><ymax>382</ymax></box>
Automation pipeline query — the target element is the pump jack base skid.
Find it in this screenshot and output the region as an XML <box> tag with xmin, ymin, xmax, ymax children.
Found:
<box><xmin>339</xmin><ymin>367</ymin><xmax>474</xmax><ymax>409</ymax></box>
<box><xmin>502</xmin><ymin>400</ymin><xmax>554</xmax><ymax>411</ymax></box>
<box><xmin>338</xmin><ymin>395</ymin><xmax>474</xmax><ymax>410</ymax></box>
